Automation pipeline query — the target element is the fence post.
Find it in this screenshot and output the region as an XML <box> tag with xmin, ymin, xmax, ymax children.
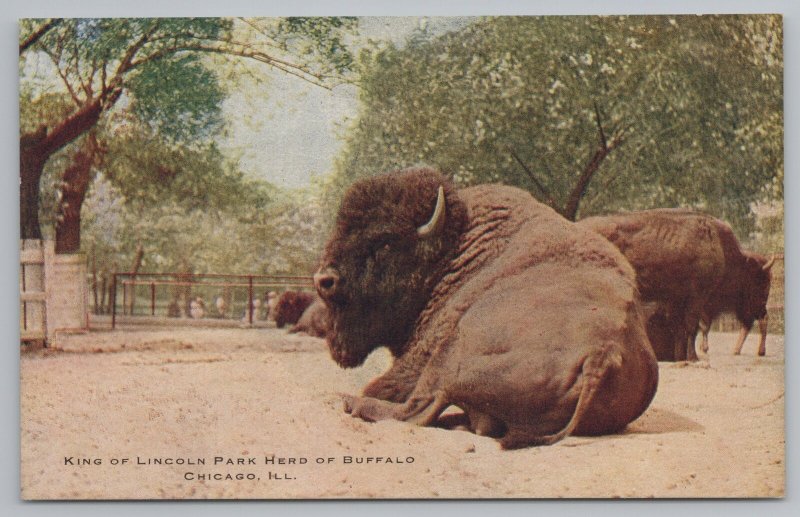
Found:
<box><xmin>122</xmin><ymin>280</ymin><xmax>128</xmax><ymax>316</ymax></box>
<box><xmin>151</xmin><ymin>282</ymin><xmax>156</xmax><ymax>316</ymax></box>
<box><xmin>111</xmin><ymin>273</ymin><xmax>117</xmax><ymax>330</ymax></box>
<box><xmin>248</xmin><ymin>276</ymin><xmax>254</xmax><ymax>325</ymax></box>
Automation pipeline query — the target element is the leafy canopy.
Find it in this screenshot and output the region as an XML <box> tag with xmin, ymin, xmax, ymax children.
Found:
<box><xmin>333</xmin><ymin>15</ymin><xmax>782</xmax><ymax>238</ymax></box>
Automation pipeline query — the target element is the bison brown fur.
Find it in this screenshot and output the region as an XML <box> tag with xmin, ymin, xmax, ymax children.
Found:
<box><xmin>314</xmin><ymin>168</ymin><xmax>658</xmax><ymax>448</ymax></box>
<box><xmin>578</xmin><ymin>210</ymin><xmax>774</xmax><ymax>360</ymax></box>
<box><xmin>273</xmin><ymin>291</ymin><xmax>315</xmax><ymax>329</ymax></box>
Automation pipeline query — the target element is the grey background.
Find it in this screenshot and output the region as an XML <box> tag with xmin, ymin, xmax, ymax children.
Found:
<box><xmin>2</xmin><ymin>0</ymin><xmax>797</xmax><ymax>515</ymax></box>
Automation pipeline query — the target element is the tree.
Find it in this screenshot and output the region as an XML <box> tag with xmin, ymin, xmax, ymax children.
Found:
<box><xmin>19</xmin><ymin>17</ymin><xmax>356</xmax><ymax>247</ymax></box>
<box><xmin>333</xmin><ymin>15</ymin><xmax>782</xmax><ymax>235</ymax></box>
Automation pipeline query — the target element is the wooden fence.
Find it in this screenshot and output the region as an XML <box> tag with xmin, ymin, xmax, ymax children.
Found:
<box><xmin>20</xmin><ymin>240</ymin><xmax>46</xmax><ymax>341</ymax></box>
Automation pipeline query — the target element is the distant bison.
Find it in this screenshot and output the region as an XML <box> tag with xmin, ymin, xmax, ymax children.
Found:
<box><xmin>314</xmin><ymin>168</ymin><xmax>658</xmax><ymax>448</ymax></box>
<box><xmin>695</xmin><ymin>252</ymin><xmax>775</xmax><ymax>356</ymax></box>
<box><xmin>273</xmin><ymin>291</ymin><xmax>315</xmax><ymax>329</ymax></box>
<box><xmin>289</xmin><ymin>299</ymin><xmax>330</xmax><ymax>338</ymax></box>
<box><xmin>578</xmin><ymin>210</ymin><xmax>774</xmax><ymax>361</ymax></box>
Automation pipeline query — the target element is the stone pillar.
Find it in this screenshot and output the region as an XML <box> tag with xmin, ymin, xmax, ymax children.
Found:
<box><xmin>43</xmin><ymin>240</ymin><xmax>88</xmax><ymax>341</ymax></box>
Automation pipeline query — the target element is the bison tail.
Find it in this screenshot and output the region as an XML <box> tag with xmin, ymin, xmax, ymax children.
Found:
<box><xmin>500</xmin><ymin>345</ymin><xmax>618</xmax><ymax>450</ymax></box>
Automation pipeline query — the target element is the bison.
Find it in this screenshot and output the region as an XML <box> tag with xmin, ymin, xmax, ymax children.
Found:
<box><xmin>577</xmin><ymin>210</ymin><xmax>774</xmax><ymax>361</ymax></box>
<box><xmin>273</xmin><ymin>290</ymin><xmax>315</xmax><ymax>329</ymax></box>
<box><xmin>289</xmin><ymin>298</ymin><xmax>330</xmax><ymax>338</ymax></box>
<box><xmin>314</xmin><ymin>168</ymin><xmax>658</xmax><ymax>448</ymax></box>
<box><xmin>695</xmin><ymin>252</ymin><xmax>775</xmax><ymax>356</ymax></box>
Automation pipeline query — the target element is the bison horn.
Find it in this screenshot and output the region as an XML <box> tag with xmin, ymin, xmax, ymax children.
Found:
<box><xmin>417</xmin><ymin>186</ymin><xmax>446</xmax><ymax>239</ymax></box>
<box><xmin>762</xmin><ymin>255</ymin><xmax>776</xmax><ymax>271</ymax></box>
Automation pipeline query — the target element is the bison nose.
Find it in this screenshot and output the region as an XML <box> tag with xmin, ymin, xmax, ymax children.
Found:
<box><xmin>314</xmin><ymin>268</ymin><xmax>340</xmax><ymax>299</ymax></box>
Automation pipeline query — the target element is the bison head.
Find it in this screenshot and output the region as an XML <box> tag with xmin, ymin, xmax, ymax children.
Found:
<box><xmin>315</xmin><ymin>168</ymin><xmax>467</xmax><ymax>368</ymax></box>
<box><xmin>274</xmin><ymin>291</ymin><xmax>315</xmax><ymax>328</ymax></box>
<box><xmin>737</xmin><ymin>252</ymin><xmax>775</xmax><ymax>326</ymax></box>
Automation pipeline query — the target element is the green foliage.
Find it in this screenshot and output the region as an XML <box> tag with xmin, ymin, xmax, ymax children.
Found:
<box><xmin>81</xmin><ymin>173</ymin><xmax>327</xmax><ymax>278</ymax></box>
<box><xmin>19</xmin><ymin>15</ymin><xmax>357</xmax><ymax>268</ymax></box>
<box><xmin>18</xmin><ymin>91</ymin><xmax>74</xmax><ymax>134</ymax></box>
<box><xmin>22</xmin><ymin>18</ymin><xmax>230</xmax><ymax>144</ymax></box>
<box><xmin>127</xmin><ymin>55</ymin><xmax>224</xmax><ymax>142</ymax></box>
<box><xmin>334</xmin><ymin>15</ymin><xmax>782</xmax><ymax>237</ymax></box>
<box><xmin>277</xmin><ymin>17</ymin><xmax>358</xmax><ymax>75</ymax></box>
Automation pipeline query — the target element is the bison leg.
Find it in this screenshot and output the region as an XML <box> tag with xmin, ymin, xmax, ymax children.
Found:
<box><xmin>757</xmin><ymin>315</ymin><xmax>768</xmax><ymax>356</ymax></box>
<box><xmin>342</xmin><ymin>390</ymin><xmax>449</xmax><ymax>426</ymax></box>
<box><xmin>361</xmin><ymin>359</ymin><xmax>421</xmax><ymax>403</ymax></box>
<box><xmin>499</xmin><ymin>345</ymin><xmax>619</xmax><ymax>449</ymax></box>
<box><xmin>684</xmin><ymin>318</ymin><xmax>700</xmax><ymax>362</ymax></box>
<box><xmin>665</xmin><ymin>307</ymin><xmax>689</xmax><ymax>361</ymax></box>
<box><xmin>686</xmin><ymin>336</ymin><xmax>699</xmax><ymax>362</ymax></box>
<box><xmin>464</xmin><ymin>408</ymin><xmax>505</xmax><ymax>437</ymax></box>
<box><xmin>733</xmin><ymin>325</ymin><xmax>751</xmax><ymax>355</ymax></box>
<box><xmin>697</xmin><ymin>318</ymin><xmax>710</xmax><ymax>354</ymax></box>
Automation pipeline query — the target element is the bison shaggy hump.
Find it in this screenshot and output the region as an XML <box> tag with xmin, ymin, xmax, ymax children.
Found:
<box><xmin>314</xmin><ymin>167</ymin><xmax>658</xmax><ymax>448</ymax></box>
<box><xmin>273</xmin><ymin>291</ymin><xmax>315</xmax><ymax>329</ymax></box>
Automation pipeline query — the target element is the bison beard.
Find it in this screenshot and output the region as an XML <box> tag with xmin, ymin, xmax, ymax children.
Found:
<box><xmin>315</xmin><ymin>168</ymin><xmax>659</xmax><ymax>448</ymax></box>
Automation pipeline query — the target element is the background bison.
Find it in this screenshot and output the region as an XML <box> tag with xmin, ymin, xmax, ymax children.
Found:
<box><xmin>314</xmin><ymin>167</ymin><xmax>658</xmax><ymax>448</ymax></box>
<box><xmin>289</xmin><ymin>298</ymin><xmax>330</xmax><ymax>338</ymax></box>
<box><xmin>578</xmin><ymin>210</ymin><xmax>774</xmax><ymax>361</ymax></box>
<box><xmin>273</xmin><ymin>291</ymin><xmax>315</xmax><ymax>329</ymax></box>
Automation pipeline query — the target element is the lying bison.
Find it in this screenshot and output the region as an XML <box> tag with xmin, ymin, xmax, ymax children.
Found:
<box><xmin>314</xmin><ymin>168</ymin><xmax>658</xmax><ymax>448</ymax></box>
<box><xmin>289</xmin><ymin>298</ymin><xmax>330</xmax><ymax>338</ymax></box>
<box><xmin>273</xmin><ymin>291</ymin><xmax>315</xmax><ymax>329</ymax></box>
<box><xmin>578</xmin><ymin>210</ymin><xmax>774</xmax><ymax>361</ymax></box>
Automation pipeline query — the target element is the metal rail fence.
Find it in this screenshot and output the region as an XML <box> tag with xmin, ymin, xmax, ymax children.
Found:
<box><xmin>109</xmin><ymin>272</ymin><xmax>313</xmax><ymax>330</ymax></box>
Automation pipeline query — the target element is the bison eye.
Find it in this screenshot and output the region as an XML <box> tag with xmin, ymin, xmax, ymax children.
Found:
<box><xmin>371</xmin><ymin>242</ymin><xmax>392</xmax><ymax>263</ymax></box>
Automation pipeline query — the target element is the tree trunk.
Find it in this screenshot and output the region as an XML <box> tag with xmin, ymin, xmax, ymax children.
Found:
<box><xmin>127</xmin><ymin>244</ymin><xmax>145</xmax><ymax>315</ymax></box>
<box><xmin>19</xmin><ymin>99</ymin><xmax>104</xmax><ymax>241</ymax></box>
<box><xmin>99</xmin><ymin>272</ymin><xmax>108</xmax><ymax>315</ymax></box>
<box><xmin>55</xmin><ymin>133</ymin><xmax>102</xmax><ymax>254</ymax></box>
<box><xmin>562</xmin><ymin>145</ymin><xmax>611</xmax><ymax>221</ymax></box>
<box><xmin>561</xmin><ymin>103</ymin><xmax>628</xmax><ymax>221</ymax></box>
<box><xmin>90</xmin><ymin>247</ymin><xmax>99</xmax><ymax>315</ymax></box>
<box><xmin>19</xmin><ymin>127</ymin><xmax>48</xmax><ymax>240</ymax></box>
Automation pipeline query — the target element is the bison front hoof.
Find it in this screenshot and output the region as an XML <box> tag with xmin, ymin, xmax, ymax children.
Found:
<box><xmin>341</xmin><ymin>393</ymin><xmax>357</xmax><ymax>414</ymax></box>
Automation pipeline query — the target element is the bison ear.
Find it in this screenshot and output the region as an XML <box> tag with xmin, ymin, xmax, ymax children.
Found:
<box><xmin>417</xmin><ymin>185</ymin><xmax>446</xmax><ymax>239</ymax></box>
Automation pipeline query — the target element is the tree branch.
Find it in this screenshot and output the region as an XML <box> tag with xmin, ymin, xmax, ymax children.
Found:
<box><xmin>507</xmin><ymin>146</ymin><xmax>556</xmax><ymax>208</ymax></box>
<box><xmin>562</xmin><ymin>106</ymin><xmax>629</xmax><ymax>221</ymax></box>
<box><xmin>45</xmin><ymin>48</ymin><xmax>83</xmax><ymax>106</ymax></box>
<box><xmin>237</xmin><ymin>18</ymin><xmax>284</xmax><ymax>50</ymax></box>
<box><xmin>19</xmin><ymin>18</ymin><xmax>62</xmax><ymax>55</ymax></box>
<box><xmin>128</xmin><ymin>31</ymin><xmax>337</xmax><ymax>89</ymax></box>
<box><xmin>593</xmin><ymin>100</ymin><xmax>607</xmax><ymax>150</ymax></box>
<box><xmin>38</xmin><ymin>98</ymin><xmax>104</xmax><ymax>157</ymax></box>
<box><xmin>103</xmin><ymin>22</ymin><xmax>160</xmax><ymax>104</ymax></box>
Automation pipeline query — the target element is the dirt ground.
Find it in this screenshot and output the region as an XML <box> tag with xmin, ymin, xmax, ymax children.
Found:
<box><xmin>19</xmin><ymin>326</ymin><xmax>784</xmax><ymax>500</ymax></box>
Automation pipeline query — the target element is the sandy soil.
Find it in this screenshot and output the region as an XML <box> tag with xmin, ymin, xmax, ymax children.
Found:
<box><xmin>20</xmin><ymin>326</ymin><xmax>784</xmax><ymax>500</ymax></box>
